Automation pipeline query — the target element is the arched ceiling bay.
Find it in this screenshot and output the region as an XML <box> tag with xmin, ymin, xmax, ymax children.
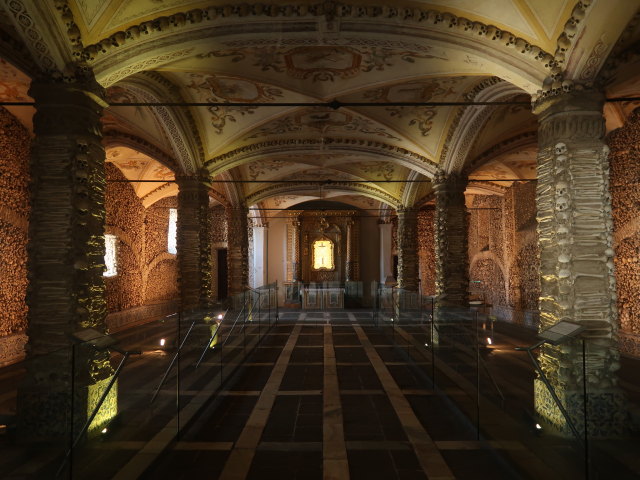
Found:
<box><xmin>106</xmin><ymin>146</ymin><xmax>178</xmax><ymax>207</ymax></box>
<box><xmin>47</xmin><ymin>0</ymin><xmax>638</xmax><ymax>216</ymax></box>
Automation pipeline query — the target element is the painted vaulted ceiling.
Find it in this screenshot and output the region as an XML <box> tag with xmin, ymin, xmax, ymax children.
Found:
<box><xmin>0</xmin><ymin>0</ymin><xmax>639</xmax><ymax>217</ymax></box>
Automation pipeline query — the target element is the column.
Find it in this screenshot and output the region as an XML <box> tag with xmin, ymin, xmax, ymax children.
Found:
<box><xmin>397</xmin><ymin>206</ymin><xmax>419</xmax><ymax>291</ymax></box>
<box><xmin>177</xmin><ymin>173</ymin><xmax>212</xmax><ymax>310</ymax></box>
<box><xmin>379</xmin><ymin>220</ymin><xmax>393</xmax><ymax>283</ymax></box>
<box><xmin>252</xmin><ymin>224</ymin><xmax>267</xmax><ymax>288</ymax></box>
<box><xmin>433</xmin><ymin>171</ymin><xmax>469</xmax><ymax>307</ymax></box>
<box><xmin>18</xmin><ymin>73</ymin><xmax>114</xmax><ymax>440</ymax></box>
<box><xmin>291</xmin><ymin>218</ymin><xmax>301</xmax><ymax>282</ymax></box>
<box><xmin>533</xmin><ymin>91</ymin><xmax>626</xmax><ymax>436</ymax></box>
<box><xmin>227</xmin><ymin>205</ymin><xmax>249</xmax><ymax>295</ymax></box>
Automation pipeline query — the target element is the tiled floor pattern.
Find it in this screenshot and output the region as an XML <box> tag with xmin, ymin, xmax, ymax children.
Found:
<box><xmin>4</xmin><ymin>311</ymin><xmax>639</xmax><ymax>479</ymax></box>
<box><xmin>135</xmin><ymin>313</ymin><xmax>559</xmax><ymax>480</ymax></box>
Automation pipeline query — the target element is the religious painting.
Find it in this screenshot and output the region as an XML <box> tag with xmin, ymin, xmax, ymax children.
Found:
<box><xmin>312</xmin><ymin>239</ymin><xmax>335</xmax><ymax>271</ymax></box>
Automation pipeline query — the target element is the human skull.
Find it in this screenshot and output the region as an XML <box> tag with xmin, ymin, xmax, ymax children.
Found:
<box><xmin>555</xmin><ymin>143</ymin><xmax>568</xmax><ymax>155</ymax></box>
<box><xmin>555</xmin><ymin>181</ymin><xmax>569</xmax><ymax>197</ymax></box>
<box><xmin>561</xmin><ymin>80</ymin><xmax>573</xmax><ymax>93</ymax></box>
<box><xmin>556</xmin><ymin>196</ymin><xmax>569</xmax><ymax>211</ymax></box>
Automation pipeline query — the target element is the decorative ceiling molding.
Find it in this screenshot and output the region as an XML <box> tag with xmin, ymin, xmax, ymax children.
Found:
<box><xmin>103</xmin><ymin>131</ymin><xmax>179</xmax><ymax>171</ymax></box>
<box><xmin>205</xmin><ymin>137</ymin><xmax>438</xmax><ymax>178</ymax></box>
<box><xmin>597</xmin><ymin>10</ymin><xmax>640</xmax><ymax>88</ymax></box>
<box><xmin>117</xmin><ymin>75</ymin><xmax>200</xmax><ymax>174</ymax></box>
<box><xmin>79</xmin><ymin>2</ymin><xmax>553</xmax><ymax>86</ymax></box>
<box><xmin>140</xmin><ymin>182</ymin><xmax>178</xmax><ymax>208</ymax></box>
<box><xmin>378</xmin><ymin>203</ymin><xmax>395</xmax><ymax>222</ymax></box>
<box><xmin>1</xmin><ymin>0</ymin><xmax>76</xmax><ymax>73</ymax></box>
<box><xmin>464</xmin><ymin>131</ymin><xmax>538</xmax><ymax>176</ymax></box>
<box><xmin>400</xmin><ymin>170</ymin><xmax>425</xmax><ymax>207</ymax></box>
<box><xmin>211</xmin><ymin>170</ymin><xmax>240</xmax><ymax>207</ymax></box>
<box><xmin>245</xmin><ymin>181</ymin><xmax>400</xmax><ymax>208</ymax></box>
<box><xmin>140</xmin><ymin>71</ymin><xmax>205</xmax><ymax>166</ymax></box>
<box><xmin>466</xmin><ymin>180</ymin><xmax>509</xmax><ymax>196</ymax></box>
<box><xmin>440</xmin><ymin>78</ymin><xmax>526</xmax><ymax>174</ymax></box>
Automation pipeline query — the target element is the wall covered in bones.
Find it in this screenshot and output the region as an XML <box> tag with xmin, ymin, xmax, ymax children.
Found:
<box><xmin>609</xmin><ymin>107</ymin><xmax>640</xmax><ymax>358</ymax></box>
<box><xmin>0</xmin><ymin>107</ymin><xmax>30</xmax><ymax>366</ymax></box>
<box><xmin>104</xmin><ymin>164</ymin><xmax>178</xmax><ymax>330</ymax></box>
<box><xmin>467</xmin><ymin>182</ymin><xmax>540</xmax><ymax>326</ymax></box>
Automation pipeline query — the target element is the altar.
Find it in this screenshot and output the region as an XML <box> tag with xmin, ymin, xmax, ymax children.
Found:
<box><xmin>302</xmin><ymin>284</ymin><xmax>344</xmax><ymax>309</ymax></box>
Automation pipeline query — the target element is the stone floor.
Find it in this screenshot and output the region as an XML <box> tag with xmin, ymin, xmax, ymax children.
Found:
<box><xmin>1</xmin><ymin>310</ymin><xmax>640</xmax><ymax>479</ymax></box>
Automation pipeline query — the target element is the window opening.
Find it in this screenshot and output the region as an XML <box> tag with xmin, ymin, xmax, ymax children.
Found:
<box><xmin>168</xmin><ymin>208</ymin><xmax>178</xmax><ymax>254</ymax></box>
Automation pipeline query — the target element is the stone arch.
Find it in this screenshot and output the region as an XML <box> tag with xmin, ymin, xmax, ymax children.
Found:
<box><xmin>112</xmin><ymin>74</ymin><xmax>203</xmax><ymax>175</ymax></box>
<box><xmin>85</xmin><ymin>4</ymin><xmax>553</xmax><ymax>92</ymax></box>
<box><xmin>469</xmin><ymin>252</ymin><xmax>507</xmax><ymax>308</ymax></box>
<box><xmin>206</xmin><ymin>138</ymin><xmax>438</xmax><ymax>179</ymax></box>
<box><xmin>246</xmin><ymin>182</ymin><xmax>400</xmax><ymax>209</ymax></box>
<box><xmin>440</xmin><ymin>79</ymin><xmax>528</xmax><ymax>173</ymax></box>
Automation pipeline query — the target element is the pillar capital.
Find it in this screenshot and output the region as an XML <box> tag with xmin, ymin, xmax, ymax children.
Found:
<box><xmin>533</xmin><ymin>89</ymin><xmax>606</xmax><ymax>148</ymax></box>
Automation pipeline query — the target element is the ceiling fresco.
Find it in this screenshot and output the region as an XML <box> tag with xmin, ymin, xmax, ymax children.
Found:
<box><xmin>1</xmin><ymin>0</ymin><xmax>638</xmax><ymax>213</ymax></box>
<box><xmin>106</xmin><ymin>146</ymin><xmax>177</xmax><ymax>206</ymax></box>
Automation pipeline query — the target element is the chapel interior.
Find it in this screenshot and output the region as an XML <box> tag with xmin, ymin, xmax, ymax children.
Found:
<box><xmin>0</xmin><ymin>0</ymin><xmax>640</xmax><ymax>479</ymax></box>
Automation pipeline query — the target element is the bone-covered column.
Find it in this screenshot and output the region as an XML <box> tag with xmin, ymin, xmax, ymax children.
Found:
<box><xmin>397</xmin><ymin>206</ymin><xmax>419</xmax><ymax>291</ymax></box>
<box><xmin>345</xmin><ymin>218</ymin><xmax>360</xmax><ymax>281</ymax></box>
<box><xmin>534</xmin><ymin>91</ymin><xmax>626</xmax><ymax>436</ymax></box>
<box><xmin>18</xmin><ymin>74</ymin><xmax>114</xmax><ymax>440</ymax></box>
<box><xmin>227</xmin><ymin>205</ymin><xmax>249</xmax><ymax>295</ymax></box>
<box><xmin>177</xmin><ymin>173</ymin><xmax>212</xmax><ymax>310</ymax></box>
<box><xmin>433</xmin><ymin>171</ymin><xmax>469</xmax><ymax>306</ymax></box>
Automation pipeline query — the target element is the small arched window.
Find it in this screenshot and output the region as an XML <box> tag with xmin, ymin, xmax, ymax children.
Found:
<box><xmin>104</xmin><ymin>234</ymin><xmax>118</xmax><ymax>277</ymax></box>
<box><xmin>168</xmin><ymin>208</ymin><xmax>178</xmax><ymax>254</ymax></box>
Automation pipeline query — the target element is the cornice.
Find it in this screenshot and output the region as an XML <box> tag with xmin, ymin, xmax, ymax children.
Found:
<box><xmin>596</xmin><ymin>10</ymin><xmax>640</xmax><ymax>87</ymax></box>
<box><xmin>245</xmin><ymin>181</ymin><xmax>400</xmax><ymax>208</ymax></box>
<box><xmin>531</xmin><ymin>1</ymin><xmax>597</xmax><ymax>105</ymax></box>
<box><xmin>464</xmin><ymin>131</ymin><xmax>537</xmax><ymax>176</ymax></box>
<box><xmin>103</xmin><ymin>130</ymin><xmax>179</xmax><ymax>171</ymax></box>
<box><xmin>77</xmin><ymin>1</ymin><xmax>554</xmax><ymax>74</ymax></box>
<box><xmin>205</xmin><ymin>137</ymin><xmax>438</xmax><ymax>176</ymax></box>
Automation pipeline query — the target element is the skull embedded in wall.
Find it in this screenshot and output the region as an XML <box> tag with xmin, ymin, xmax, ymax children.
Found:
<box><xmin>555</xmin><ymin>196</ymin><xmax>569</xmax><ymax>211</ymax></box>
<box><xmin>555</xmin><ymin>181</ymin><xmax>569</xmax><ymax>198</ymax></box>
<box><xmin>554</xmin><ymin>143</ymin><xmax>568</xmax><ymax>155</ymax></box>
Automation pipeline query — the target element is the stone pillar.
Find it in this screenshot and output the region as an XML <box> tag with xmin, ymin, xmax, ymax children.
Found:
<box><xmin>177</xmin><ymin>173</ymin><xmax>212</xmax><ymax>310</ymax></box>
<box><xmin>345</xmin><ymin>219</ymin><xmax>360</xmax><ymax>281</ymax></box>
<box><xmin>533</xmin><ymin>91</ymin><xmax>626</xmax><ymax>436</ymax></box>
<box><xmin>433</xmin><ymin>171</ymin><xmax>469</xmax><ymax>307</ymax></box>
<box><xmin>18</xmin><ymin>73</ymin><xmax>114</xmax><ymax>441</ymax></box>
<box><xmin>227</xmin><ymin>205</ymin><xmax>249</xmax><ymax>295</ymax></box>
<box><xmin>379</xmin><ymin>220</ymin><xmax>393</xmax><ymax>283</ymax></box>
<box><xmin>252</xmin><ymin>224</ymin><xmax>267</xmax><ymax>288</ymax></box>
<box><xmin>397</xmin><ymin>206</ymin><xmax>419</xmax><ymax>291</ymax></box>
<box><xmin>293</xmin><ymin>219</ymin><xmax>302</xmax><ymax>282</ymax></box>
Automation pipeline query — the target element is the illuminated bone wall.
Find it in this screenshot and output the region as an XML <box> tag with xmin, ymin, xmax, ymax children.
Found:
<box><xmin>0</xmin><ymin>107</ymin><xmax>30</xmax><ymax>366</ymax></box>
<box><xmin>467</xmin><ymin>182</ymin><xmax>540</xmax><ymax>326</ymax></box>
<box><xmin>609</xmin><ymin>107</ymin><xmax>640</xmax><ymax>358</ymax></box>
<box><xmin>417</xmin><ymin>209</ymin><xmax>436</xmax><ymax>295</ymax></box>
<box><xmin>104</xmin><ymin>164</ymin><xmax>178</xmax><ymax>330</ymax></box>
